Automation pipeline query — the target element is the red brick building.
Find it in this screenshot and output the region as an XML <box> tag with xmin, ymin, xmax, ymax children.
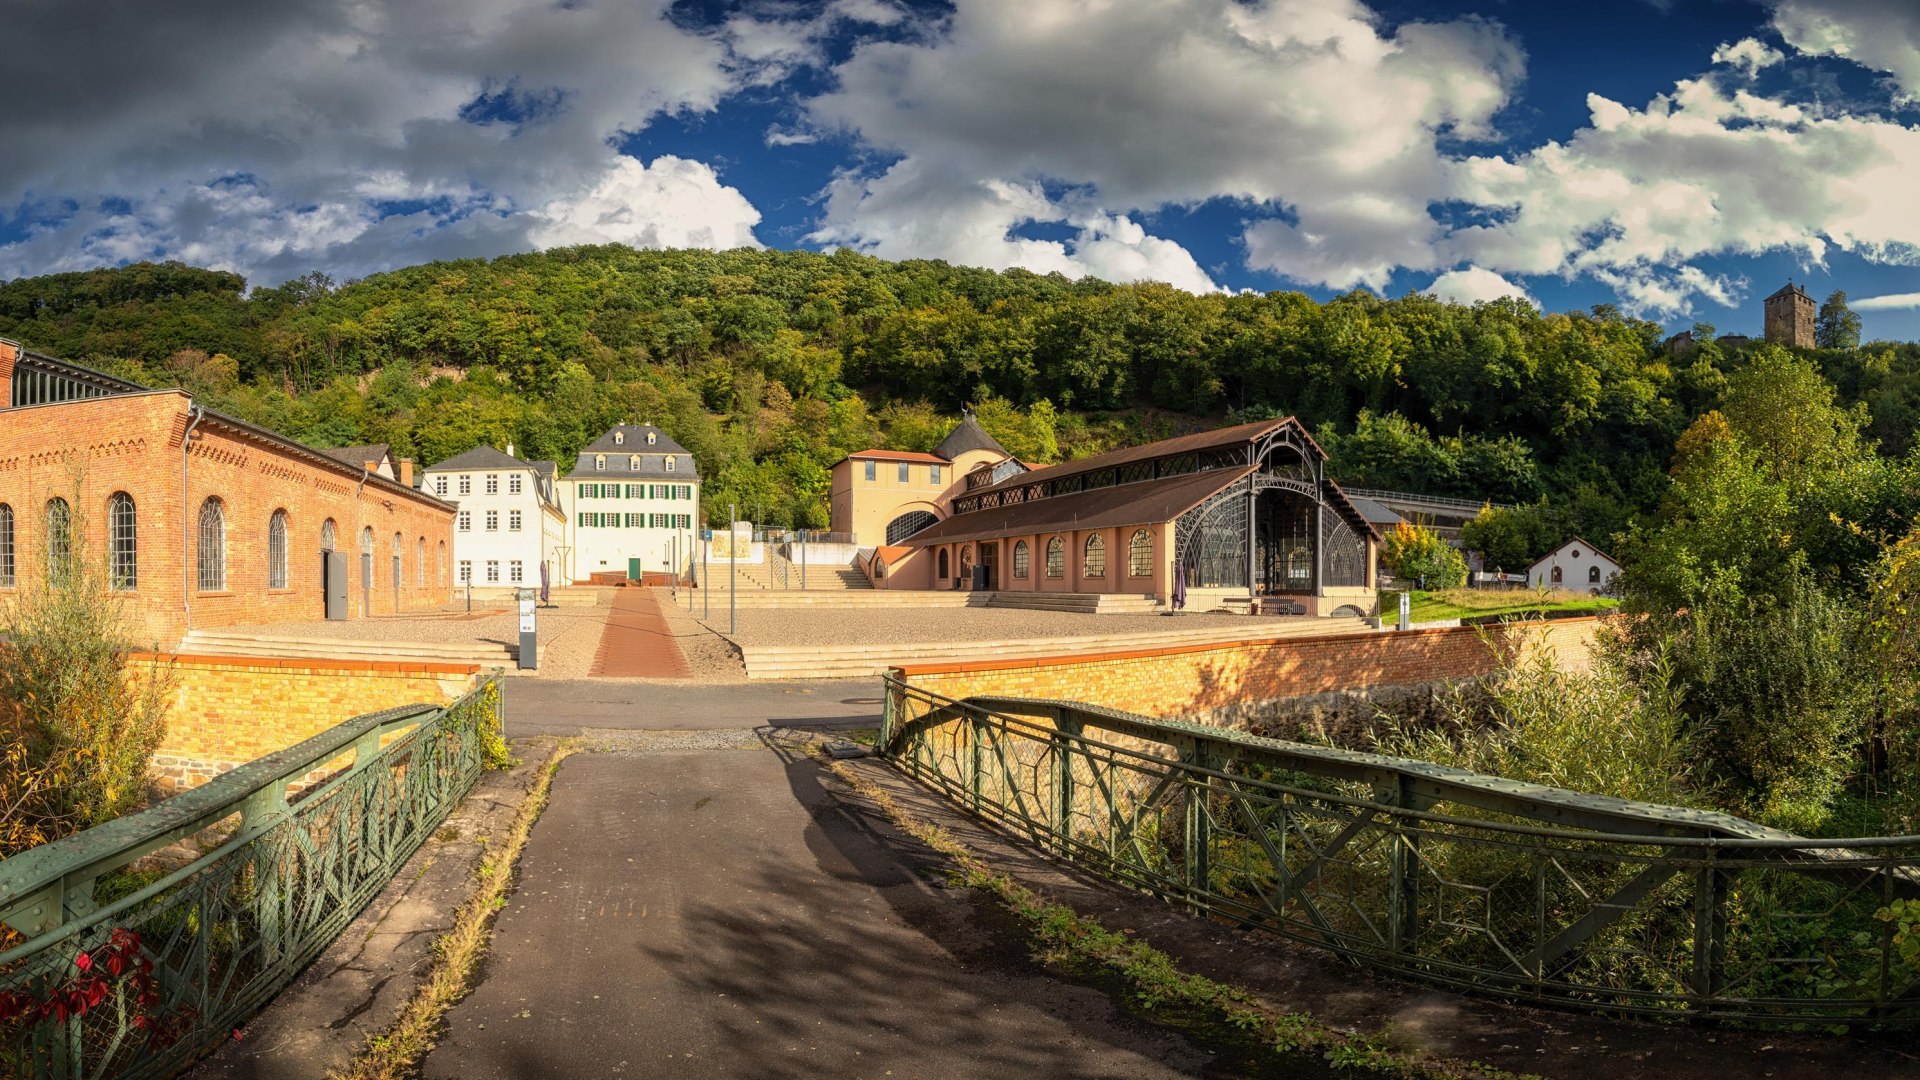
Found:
<box><xmin>0</xmin><ymin>339</ymin><xmax>455</xmax><ymax>646</ymax></box>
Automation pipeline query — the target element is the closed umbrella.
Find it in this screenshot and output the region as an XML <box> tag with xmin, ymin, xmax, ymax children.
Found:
<box><xmin>1172</xmin><ymin>562</ymin><xmax>1187</xmax><ymax>611</ymax></box>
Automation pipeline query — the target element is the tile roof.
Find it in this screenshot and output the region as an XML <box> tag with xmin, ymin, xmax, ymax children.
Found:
<box><xmin>424</xmin><ymin>444</ymin><xmax>536</xmax><ymax>472</ymax></box>
<box><xmin>844</xmin><ymin>450</ymin><xmax>948</xmax><ymax>464</ymax></box>
<box><xmin>320</xmin><ymin>443</ymin><xmax>390</xmax><ymax>468</ymax></box>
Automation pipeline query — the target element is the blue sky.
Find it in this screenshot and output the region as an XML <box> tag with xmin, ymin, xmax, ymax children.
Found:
<box><xmin>5</xmin><ymin>0</ymin><xmax>1920</xmax><ymax>340</ymax></box>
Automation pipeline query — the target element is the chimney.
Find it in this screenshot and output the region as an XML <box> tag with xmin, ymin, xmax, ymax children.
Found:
<box><xmin>0</xmin><ymin>338</ymin><xmax>18</xmax><ymax>409</ymax></box>
<box><xmin>506</xmin><ymin>441</ymin><xmax>515</xmax><ymax>458</ymax></box>
<box><xmin>399</xmin><ymin>459</ymin><xmax>415</xmax><ymax>488</ymax></box>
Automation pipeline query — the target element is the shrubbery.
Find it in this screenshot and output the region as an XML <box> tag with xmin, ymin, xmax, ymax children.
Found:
<box><xmin>1378</xmin><ymin>522</ymin><xmax>1467</xmax><ymax>590</ymax></box>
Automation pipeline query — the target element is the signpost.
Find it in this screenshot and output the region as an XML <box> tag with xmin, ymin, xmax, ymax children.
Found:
<box><xmin>1398</xmin><ymin>590</ymin><xmax>1411</xmax><ymax>632</ymax></box>
<box><xmin>728</xmin><ymin>502</ymin><xmax>737</xmax><ymax>635</ymax></box>
<box><xmin>517</xmin><ymin>587</ymin><xmax>538</xmax><ymax>670</ymax></box>
<box><xmin>702</xmin><ymin>528</ymin><xmax>710</xmax><ymax>620</ymax></box>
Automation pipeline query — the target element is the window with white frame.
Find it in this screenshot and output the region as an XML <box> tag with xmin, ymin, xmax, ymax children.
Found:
<box><xmin>485</xmin><ymin>474</ymin><xmax>498</xmax><ymax>494</ymax></box>
<box><xmin>458</xmin><ymin>475</ymin><xmax>471</xmax><ymax>496</ymax></box>
<box><xmin>485</xmin><ymin>560</ymin><xmax>500</xmax><ymax>583</ymax></box>
<box><xmin>864</xmin><ymin>460</ymin><xmax>876</xmax><ymax>481</ymax></box>
<box><xmin>595</xmin><ymin>455</ymin><xmax>606</xmax><ymax>471</ymax></box>
<box><xmin>898</xmin><ymin>462</ymin><xmax>910</xmax><ymax>483</ymax></box>
<box><xmin>509</xmin><ymin>475</ymin><xmax>522</xmax><ymax>495</ymax></box>
<box><xmin>0</xmin><ymin>503</ymin><xmax>13</xmax><ymax>588</ymax></box>
<box><xmin>629</xmin><ymin>455</ymin><xmax>640</xmax><ymax>469</ymax></box>
<box><xmin>434</xmin><ymin>477</ymin><xmax>448</xmax><ymax>495</ymax></box>
<box><xmin>510</xmin><ymin>560</ymin><xmax>523</xmax><ymax>583</ymax></box>
<box><xmin>268</xmin><ymin>509</ymin><xmax>289</xmax><ymax>589</ymax></box>
<box><xmin>195</xmin><ymin>498</ymin><xmax>224</xmax><ymax>591</ymax></box>
<box><xmin>931</xmin><ymin>465</ymin><xmax>942</xmax><ymax>485</ymax></box>
<box><xmin>110</xmin><ymin>492</ymin><xmax>138</xmax><ymax>591</ymax></box>
<box><xmin>485</xmin><ymin>510</ymin><xmax>499</xmax><ymax>532</ymax></box>
<box><xmin>458</xmin><ymin>560</ymin><xmax>471</xmax><ymax>583</ymax></box>
<box><xmin>509</xmin><ymin>510</ymin><xmax>522</xmax><ymax>531</ymax></box>
<box><xmin>458</xmin><ymin>511</ymin><xmax>471</xmax><ymax>532</ymax></box>
<box><xmin>665</xmin><ymin>456</ymin><xmax>675</xmax><ymax>472</ymax></box>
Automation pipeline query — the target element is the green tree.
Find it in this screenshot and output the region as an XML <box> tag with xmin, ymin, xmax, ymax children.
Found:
<box><xmin>1379</xmin><ymin>522</ymin><xmax>1468</xmax><ymax>589</ymax></box>
<box><xmin>1816</xmin><ymin>290</ymin><xmax>1863</xmax><ymax>351</ymax></box>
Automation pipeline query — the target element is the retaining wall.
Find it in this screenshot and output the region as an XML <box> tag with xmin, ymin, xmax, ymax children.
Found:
<box><xmin>892</xmin><ymin>616</ymin><xmax>1602</xmax><ymax>721</ymax></box>
<box><xmin>132</xmin><ymin>652</ymin><xmax>481</xmax><ymax>791</ymax></box>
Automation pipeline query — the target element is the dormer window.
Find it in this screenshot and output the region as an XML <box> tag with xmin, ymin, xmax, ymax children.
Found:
<box><xmin>647</xmin><ymin>431</ymin><xmax>657</xmax><ymax>446</ymax></box>
<box><xmin>614</xmin><ymin>431</ymin><xmax>625</xmax><ymax>446</ymax></box>
<box><xmin>595</xmin><ymin>455</ymin><xmax>606</xmax><ymax>471</ymax></box>
<box><xmin>629</xmin><ymin>455</ymin><xmax>640</xmax><ymax>470</ymax></box>
<box><xmin>666</xmin><ymin>456</ymin><xmax>676</xmax><ymax>472</ymax></box>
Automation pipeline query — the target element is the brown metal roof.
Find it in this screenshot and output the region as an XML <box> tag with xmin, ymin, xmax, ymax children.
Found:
<box><xmin>973</xmin><ymin>416</ymin><xmax>1322</xmax><ymax>496</ymax></box>
<box><xmin>906</xmin><ymin>467</ymin><xmax>1252</xmax><ymax>548</ymax></box>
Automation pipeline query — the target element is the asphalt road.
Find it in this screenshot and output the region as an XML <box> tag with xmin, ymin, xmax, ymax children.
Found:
<box><xmin>501</xmin><ymin>678</ymin><xmax>885</xmax><ymax>736</ymax></box>
<box><xmin>422</xmin><ymin>744</ymin><xmax>1222</xmax><ymax>1079</ymax></box>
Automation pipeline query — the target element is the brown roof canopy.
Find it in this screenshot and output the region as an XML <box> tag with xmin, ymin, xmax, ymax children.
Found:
<box><xmin>972</xmin><ymin>416</ymin><xmax>1322</xmax><ymax>496</ymax></box>
<box><xmin>906</xmin><ymin>466</ymin><xmax>1251</xmax><ymax>548</ymax></box>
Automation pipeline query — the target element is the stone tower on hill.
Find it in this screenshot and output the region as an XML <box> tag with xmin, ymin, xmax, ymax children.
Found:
<box><xmin>1764</xmin><ymin>282</ymin><xmax>1816</xmax><ymax>349</ymax></box>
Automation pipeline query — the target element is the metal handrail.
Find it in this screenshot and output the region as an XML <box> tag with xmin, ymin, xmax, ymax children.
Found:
<box><xmin>1339</xmin><ymin>487</ymin><xmax>1510</xmax><ymax>513</ymax></box>
<box><xmin>0</xmin><ymin>678</ymin><xmax>502</xmax><ymax>1077</ymax></box>
<box><xmin>879</xmin><ymin>676</ymin><xmax>1920</xmax><ymax>1024</ymax></box>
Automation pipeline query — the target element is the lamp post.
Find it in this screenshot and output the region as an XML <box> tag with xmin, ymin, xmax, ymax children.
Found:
<box><xmin>728</xmin><ymin>502</ymin><xmax>737</xmax><ymax>635</ymax></box>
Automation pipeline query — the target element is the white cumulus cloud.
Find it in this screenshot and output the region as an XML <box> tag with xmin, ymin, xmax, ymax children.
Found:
<box><xmin>1711</xmin><ymin>37</ymin><xmax>1785</xmax><ymax>77</ymax></box>
<box><xmin>529</xmin><ymin>156</ymin><xmax>761</xmax><ymax>251</ymax></box>
<box><xmin>1852</xmin><ymin>291</ymin><xmax>1920</xmax><ymax>310</ymax></box>
<box><xmin>1426</xmin><ymin>267</ymin><xmax>1535</xmax><ymax>307</ymax></box>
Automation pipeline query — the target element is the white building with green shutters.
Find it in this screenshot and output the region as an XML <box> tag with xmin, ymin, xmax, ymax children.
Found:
<box><xmin>554</xmin><ymin>424</ymin><xmax>701</xmax><ymax>582</ymax></box>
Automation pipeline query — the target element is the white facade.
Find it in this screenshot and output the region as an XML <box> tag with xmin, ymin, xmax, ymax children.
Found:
<box><xmin>1527</xmin><ymin>538</ymin><xmax>1619</xmax><ymax>594</ymax></box>
<box><xmin>555</xmin><ymin>425</ymin><xmax>702</xmax><ymax>582</ymax></box>
<box><xmin>423</xmin><ymin>446</ymin><xmax>567</xmax><ymax>593</ymax></box>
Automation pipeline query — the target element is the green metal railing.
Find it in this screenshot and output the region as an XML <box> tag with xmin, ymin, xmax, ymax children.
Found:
<box><xmin>880</xmin><ymin>676</ymin><xmax>1920</xmax><ymax>1025</ymax></box>
<box><xmin>0</xmin><ymin>678</ymin><xmax>501</xmax><ymax>1078</ymax></box>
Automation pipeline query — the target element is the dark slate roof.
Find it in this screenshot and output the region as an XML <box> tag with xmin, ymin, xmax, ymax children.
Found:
<box><xmin>1766</xmin><ymin>282</ymin><xmax>1810</xmax><ymax>302</ymax></box>
<box><xmin>932</xmin><ymin>412</ymin><xmax>1011</xmax><ymax>461</ymax></box>
<box><xmin>531</xmin><ymin>461</ymin><xmax>557</xmax><ymax>480</ymax></box>
<box><xmin>1350</xmin><ymin>497</ymin><xmax>1404</xmax><ymax>526</ymax></box>
<box><xmin>425</xmin><ymin>445</ymin><xmax>536</xmax><ymax>473</ymax></box>
<box><xmin>906</xmin><ymin>467</ymin><xmax>1251</xmax><ymax>548</ymax></box>
<box><xmin>581</xmin><ymin>424</ymin><xmax>690</xmax><ymax>456</ymax></box>
<box><xmin>320</xmin><ymin>443</ymin><xmax>390</xmax><ymax>468</ymax></box>
<box><xmin>973</xmin><ymin>417</ymin><xmax>1317</xmax><ymax>497</ymax></box>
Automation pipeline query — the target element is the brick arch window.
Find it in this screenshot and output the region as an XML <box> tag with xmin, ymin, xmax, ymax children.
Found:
<box><xmin>263</xmin><ymin>509</ymin><xmax>288</xmax><ymax>589</ymax></box>
<box><xmin>109</xmin><ymin>492</ymin><xmax>137</xmax><ymax>591</ymax></box>
<box><xmin>197</xmin><ymin>497</ymin><xmax>225</xmax><ymax>592</ymax></box>
<box><xmin>417</xmin><ymin>538</ymin><xmax>426</xmax><ymax>586</ymax></box>
<box><xmin>1128</xmin><ymin>529</ymin><xmax>1152</xmax><ymax>578</ymax></box>
<box><xmin>1045</xmin><ymin>536</ymin><xmax>1064</xmax><ymax>578</ymax></box>
<box><xmin>321</xmin><ymin>518</ymin><xmax>336</xmax><ymax>552</ymax></box>
<box><xmin>0</xmin><ymin>503</ymin><xmax>14</xmax><ymax>587</ymax></box>
<box><xmin>1012</xmin><ymin>539</ymin><xmax>1030</xmax><ymax>579</ymax></box>
<box><xmin>46</xmin><ymin>498</ymin><xmax>72</xmax><ymax>583</ymax></box>
<box><xmin>1084</xmin><ymin>534</ymin><xmax>1106</xmax><ymax>578</ymax></box>
<box><xmin>438</xmin><ymin>540</ymin><xmax>447</xmax><ymax>587</ymax></box>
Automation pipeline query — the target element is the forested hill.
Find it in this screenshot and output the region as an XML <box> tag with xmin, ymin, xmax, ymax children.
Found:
<box><xmin>3</xmin><ymin>247</ymin><xmax>1917</xmax><ymax>546</ymax></box>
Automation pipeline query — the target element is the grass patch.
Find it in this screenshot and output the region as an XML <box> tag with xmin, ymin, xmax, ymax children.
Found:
<box><xmin>1387</xmin><ymin>587</ymin><xmax>1618</xmax><ymax>623</ymax></box>
<box><xmin>330</xmin><ymin>741</ymin><xmax>575</xmax><ymax>1080</ymax></box>
<box><xmin>818</xmin><ymin>753</ymin><xmax>1538</xmax><ymax>1080</ymax></box>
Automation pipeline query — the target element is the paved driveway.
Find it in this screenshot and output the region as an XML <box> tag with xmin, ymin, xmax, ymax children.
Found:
<box><xmin>500</xmin><ymin>678</ymin><xmax>885</xmax><ymax>737</ymax></box>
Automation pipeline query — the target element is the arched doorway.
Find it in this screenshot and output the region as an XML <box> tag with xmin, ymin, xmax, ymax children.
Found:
<box><xmin>977</xmin><ymin>540</ymin><xmax>999</xmax><ymax>590</ymax></box>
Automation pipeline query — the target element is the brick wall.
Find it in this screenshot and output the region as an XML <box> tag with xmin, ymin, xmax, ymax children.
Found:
<box><xmin>893</xmin><ymin>617</ymin><xmax>1601</xmax><ymax>720</ymax></box>
<box><xmin>133</xmin><ymin>652</ymin><xmax>480</xmax><ymax>791</ymax></box>
<box><xmin>0</xmin><ymin>389</ymin><xmax>455</xmax><ymax>644</ymax></box>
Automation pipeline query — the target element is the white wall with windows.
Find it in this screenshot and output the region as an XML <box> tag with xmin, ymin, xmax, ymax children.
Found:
<box><xmin>556</xmin><ymin>479</ymin><xmax>700</xmax><ymax>581</ymax></box>
<box><xmin>424</xmin><ymin>449</ymin><xmax>566</xmax><ymax>594</ymax></box>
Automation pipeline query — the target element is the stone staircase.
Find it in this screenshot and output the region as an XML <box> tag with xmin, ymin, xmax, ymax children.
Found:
<box><xmin>704</xmin><ymin>556</ymin><xmax>874</xmax><ymax>592</ymax></box>
<box><xmin>180</xmin><ymin>630</ymin><xmax>518</xmax><ymax>670</ymax></box>
<box><xmin>734</xmin><ymin>616</ymin><xmax>1374</xmax><ymax>680</ymax></box>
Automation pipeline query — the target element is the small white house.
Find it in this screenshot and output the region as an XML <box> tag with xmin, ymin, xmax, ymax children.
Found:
<box><xmin>423</xmin><ymin>444</ymin><xmax>567</xmax><ymax>595</ymax></box>
<box><xmin>1528</xmin><ymin>537</ymin><xmax>1619</xmax><ymax>594</ymax></box>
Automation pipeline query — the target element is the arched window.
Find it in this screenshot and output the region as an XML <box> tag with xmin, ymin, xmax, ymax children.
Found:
<box><xmin>361</xmin><ymin>527</ymin><xmax>374</xmax><ymax>558</ymax></box>
<box><xmin>268</xmin><ymin>510</ymin><xmax>289</xmax><ymax>589</ymax></box>
<box><xmin>1012</xmin><ymin>539</ymin><xmax>1030</xmax><ymax>579</ymax></box>
<box><xmin>392</xmin><ymin>532</ymin><xmax>404</xmax><ymax>591</ymax></box>
<box><xmin>417</xmin><ymin>538</ymin><xmax>426</xmax><ymax>586</ymax></box>
<box><xmin>1084</xmin><ymin>534</ymin><xmax>1106</xmax><ymax>578</ymax></box>
<box><xmin>629</xmin><ymin>455</ymin><xmax>640</xmax><ymax>470</ymax></box>
<box><xmin>1045</xmin><ymin>536</ymin><xmax>1064</xmax><ymax>578</ymax></box>
<box><xmin>0</xmin><ymin>504</ymin><xmax>14</xmax><ymax>587</ymax></box>
<box><xmin>46</xmin><ymin>498</ymin><xmax>72</xmax><ymax>583</ymax></box>
<box><xmin>1128</xmin><ymin>529</ymin><xmax>1152</xmax><ymax>578</ymax></box>
<box><xmin>595</xmin><ymin>454</ymin><xmax>606</xmax><ymax>471</ymax></box>
<box><xmin>937</xmin><ymin>548</ymin><xmax>950</xmax><ymax>580</ymax></box>
<box><xmin>885</xmin><ymin>510</ymin><xmax>938</xmax><ymax>544</ymax></box>
<box><xmin>665</xmin><ymin>456</ymin><xmax>676</xmax><ymax>472</ymax></box>
<box><xmin>1588</xmin><ymin>564</ymin><xmax>1602</xmax><ymax>584</ymax></box>
<box><xmin>1550</xmin><ymin>565</ymin><xmax>1563</xmax><ymax>585</ymax></box>
<box><xmin>197</xmin><ymin>498</ymin><xmax>225</xmax><ymax>591</ymax></box>
<box><xmin>109</xmin><ymin>492</ymin><xmax>137</xmax><ymax>591</ymax></box>
<box><xmin>438</xmin><ymin>540</ymin><xmax>447</xmax><ymax>586</ymax></box>
<box><xmin>321</xmin><ymin>518</ymin><xmax>336</xmax><ymax>552</ymax></box>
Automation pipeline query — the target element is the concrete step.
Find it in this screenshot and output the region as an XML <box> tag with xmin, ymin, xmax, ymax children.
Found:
<box><xmin>181</xmin><ymin>631</ymin><xmax>517</xmax><ymax>669</ymax></box>
<box><xmin>735</xmin><ymin>617</ymin><xmax>1374</xmax><ymax>679</ymax></box>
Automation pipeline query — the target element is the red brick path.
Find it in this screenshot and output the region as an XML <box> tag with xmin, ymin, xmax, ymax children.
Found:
<box><xmin>589</xmin><ymin>588</ymin><xmax>691</xmax><ymax>678</ymax></box>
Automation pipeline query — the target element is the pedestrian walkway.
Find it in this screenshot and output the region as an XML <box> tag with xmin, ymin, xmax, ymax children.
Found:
<box><xmin>589</xmin><ymin>587</ymin><xmax>691</xmax><ymax>677</ymax></box>
<box><xmin>420</xmin><ymin>742</ymin><xmax>1212</xmax><ymax>1079</ymax></box>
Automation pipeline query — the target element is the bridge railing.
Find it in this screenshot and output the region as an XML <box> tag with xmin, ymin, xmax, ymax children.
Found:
<box><xmin>0</xmin><ymin>678</ymin><xmax>501</xmax><ymax>1078</ymax></box>
<box><xmin>1338</xmin><ymin>487</ymin><xmax>1508</xmax><ymax>514</ymax></box>
<box><xmin>879</xmin><ymin>676</ymin><xmax>1920</xmax><ymax>1025</ymax></box>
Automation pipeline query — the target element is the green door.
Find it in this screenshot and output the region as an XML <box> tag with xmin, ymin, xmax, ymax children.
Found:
<box><xmin>628</xmin><ymin>557</ymin><xmax>642</xmax><ymax>581</ymax></box>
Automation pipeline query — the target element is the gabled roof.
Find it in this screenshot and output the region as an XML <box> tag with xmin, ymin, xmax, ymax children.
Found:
<box><xmin>1766</xmin><ymin>282</ymin><xmax>1810</xmax><ymax>302</ymax></box>
<box><xmin>932</xmin><ymin>410</ymin><xmax>1010</xmax><ymax>461</ymax></box>
<box><xmin>581</xmin><ymin>424</ymin><xmax>690</xmax><ymax>456</ymax></box>
<box><xmin>973</xmin><ymin>416</ymin><xmax>1318</xmax><ymax>497</ymax></box>
<box><xmin>321</xmin><ymin>444</ymin><xmax>390</xmax><ymax>468</ymax></box>
<box><xmin>844</xmin><ymin>450</ymin><xmax>947</xmax><ymax>464</ymax></box>
<box><xmin>1529</xmin><ymin>536</ymin><xmax>1616</xmax><ymax>569</ymax></box>
<box><xmin>905</xmin><ymin>467</ymin><xmax>1253</xmax><ymax>548</ymax></box>
<box><xmin>425</xmin><ymin>444</ymin><xmax>536</xmax><ymax>473</ymax></box>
